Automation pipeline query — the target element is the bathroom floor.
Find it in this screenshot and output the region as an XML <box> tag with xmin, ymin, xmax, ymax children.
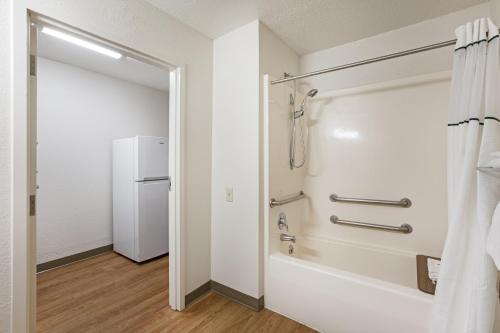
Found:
<box><xmin>37</xmin><ymin>251</ymin><xmax>316</xmax><ymax>332</ymax></box>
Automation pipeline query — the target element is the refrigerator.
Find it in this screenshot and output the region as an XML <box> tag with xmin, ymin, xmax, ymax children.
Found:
<box><xmin>112</xmin><ymin>136</ymin><xmax>169</xmax><ymax>262</ymax></box>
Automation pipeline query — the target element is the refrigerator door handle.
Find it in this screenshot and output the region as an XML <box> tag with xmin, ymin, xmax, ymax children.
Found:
<box><xmin>136</xmin><ymin>177</ymin><xmax>169</xmax><ymax>183</ymax></box>
<box><xmin>142</xmin><ymin>176</ymin><xmax>169</xmax><ymax>182</ymax></box>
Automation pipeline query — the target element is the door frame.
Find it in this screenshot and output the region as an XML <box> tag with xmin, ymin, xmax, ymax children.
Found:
<box><xmin>12</xmin><ymin>11</ymin><xmax>186</xmax><ymax>332</ymax></box>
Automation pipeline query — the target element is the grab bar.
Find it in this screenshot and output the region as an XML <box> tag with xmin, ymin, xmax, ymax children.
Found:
<box><xmin>477</xmin><ymin>166</ymin><xmax>500</xmax><ymax>173</ymax></box>
<box><xmin>329</xmin><ymin>194</ymin><xmax>411</xmax><ymax>208</ymax></box>
<box><xmin>269</xmin><ymin>191</ymin><xmax>305</xmax><ymax>208</ymax></box>
<box><xmin>330</xmin><ymin>215</ymin><xmax>413</xmax><ymax>234</ymax></box>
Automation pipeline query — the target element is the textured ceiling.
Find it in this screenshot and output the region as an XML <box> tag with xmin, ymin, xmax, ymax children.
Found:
<box><xmin>144</xmin><ymin>0</ymin><xmax>488</xmax><ymax>54</ymax></box>
<box><xmin>38</xmin><ymin>29</ymin><xmax>169</xmax><ymax>91</ymax></box>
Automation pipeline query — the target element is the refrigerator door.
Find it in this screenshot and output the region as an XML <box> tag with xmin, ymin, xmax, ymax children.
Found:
<box><xmin>112</xmin><ymin>138</ymin><xmax>136</xmax><ymax>260</ymax></box>
<box><xmin>135</xmin><ymin>179</ymin><xmax>169</xmax><ymax>261</ymax></box>
<box><xmin>136</xmin><ymin>136</ymin><xmax>168</xmax><ymax>181</ymax></box>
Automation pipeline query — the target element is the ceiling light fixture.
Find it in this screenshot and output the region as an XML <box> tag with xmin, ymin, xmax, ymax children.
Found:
<box><xmin>41</xmin><ymin>27</ymin><xmax>122</xmax><ymax>59</ymax></box>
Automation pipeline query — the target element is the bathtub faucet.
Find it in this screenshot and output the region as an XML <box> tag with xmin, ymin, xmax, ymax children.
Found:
<box><xmin>280</xmin><ymin>233</ymin><xmax>296</xmax><ymax>243</ymax></box>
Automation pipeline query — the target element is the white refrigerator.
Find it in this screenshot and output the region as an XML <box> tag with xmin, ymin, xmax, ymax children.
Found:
<box><xmin>112</xmin><ymin>136</ymin><xmax>169</xmax><ymax>262</ymax></box>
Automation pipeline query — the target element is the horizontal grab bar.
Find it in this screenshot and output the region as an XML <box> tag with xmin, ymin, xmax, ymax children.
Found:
<box><xmin>477</xmin><ymin>166</ymin><xmax>500</xmax><ymax>172</ymax></box>
<box><xmin>329</xmin><ymin>194</ymin><xmax>411</xmax><ymax>208</ymax></box>
<box><xmin>330</xmin><ymin>215</ymin><xmax>413</xmax><ymax>234</ymax></box>
<box><xmin>269</xmin><ymin>191</ymin><xmax>305</xmax><ymax>208</ymax></box>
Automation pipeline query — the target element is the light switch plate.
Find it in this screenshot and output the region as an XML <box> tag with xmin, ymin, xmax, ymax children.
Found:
<box><xmin>225</xmin><ymin>187</ymin><xmax>233</xmax><ymax>202</ymax></box>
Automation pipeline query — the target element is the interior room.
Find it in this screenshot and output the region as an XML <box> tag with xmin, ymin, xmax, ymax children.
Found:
<box><xmin>36</xmin><ymin>25</ymin><xmax>170</xmax><ymax>269</ymax></box>
<box><xmin>1</xmin><ymin>0</ymin><xmax>500</xmax><ymax>333</ymax></box>
<box><xmin>35</xmin><ymin>24</ymin><xmax>171</xmax><ymax>331</ymax></box>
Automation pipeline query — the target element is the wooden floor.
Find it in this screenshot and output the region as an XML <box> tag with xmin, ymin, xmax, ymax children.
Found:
<box><xmin>37</xmin><ymin>251</ymin><xmax>316</xmax><ymax>333</ymax></box>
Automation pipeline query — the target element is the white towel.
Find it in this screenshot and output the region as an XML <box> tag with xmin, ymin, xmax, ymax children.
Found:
<box><xmin>486</xmin><ymin>202</ymin><xmax>500</xmax><ymax>269</ymax></box>
<box><xmin>427</xmin><ymin>258</ymin><xmax>441</xmax><ymax>284</ymax></box>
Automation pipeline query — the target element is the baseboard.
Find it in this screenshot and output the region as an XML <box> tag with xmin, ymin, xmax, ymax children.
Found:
<box><xmin>185</xmin><ymin>281</ymin><xmax>212</xmax><ymax>306</ymax></box>
<box><xmin>211</xmin><ymin>281</ymin><xmax>264</xmax><ymax>311</ymax></box>
<box><xmin>185</xmin><ymin>280</ymin><xmax>264</xmax><ymax>311</ymax></box>
<box><xmin>37</xmin><ymin>244</ymin><xmax>113</xmax><ymax>273</ymax></box>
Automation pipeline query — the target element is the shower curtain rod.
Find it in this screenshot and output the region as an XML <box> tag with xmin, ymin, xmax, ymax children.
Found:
<box><xmin>270</xmin><ymin>38</ymin><xmax>460</xmax><ymax>85</ymax></box>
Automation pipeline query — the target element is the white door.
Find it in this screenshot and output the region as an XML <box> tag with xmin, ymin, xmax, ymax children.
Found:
<box><xmin>136</xmin><ymin>136</ymin><xmax>168</xmax><ymax>181</ymax></box>
<box><xmin>136</xmin><ymin>180</ymin><xmax>169</xmax><ymax>261</ymax></box>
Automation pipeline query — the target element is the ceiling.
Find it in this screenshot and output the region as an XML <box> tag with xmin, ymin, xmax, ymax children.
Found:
<box><xmin>38</xmin><ymin>29</ymin><xmax>169</xmax><ymax>91</ymax></box>
<box><xmin>144</xmin><ymin>0</ymin><xmax>487</xmax><ymax>55</ymax></box>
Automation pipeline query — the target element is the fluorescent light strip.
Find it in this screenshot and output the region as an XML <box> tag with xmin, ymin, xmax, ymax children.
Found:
<box><xmin>41</xmin><ymin>27</ymin><xmax>122</xmax><ymax>59</ymax></box>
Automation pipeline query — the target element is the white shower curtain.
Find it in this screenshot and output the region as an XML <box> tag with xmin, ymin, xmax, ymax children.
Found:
<box><xmin>431</xmin><ymin>18</ymin><xmax>500</xmax><ymax>333</ymax></box>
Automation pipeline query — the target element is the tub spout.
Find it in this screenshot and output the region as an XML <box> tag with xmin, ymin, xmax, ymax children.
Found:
<box><xmin>280</xmin><ymin>234</ymin><xmax>296</xmax><ymax>243</ymax></box>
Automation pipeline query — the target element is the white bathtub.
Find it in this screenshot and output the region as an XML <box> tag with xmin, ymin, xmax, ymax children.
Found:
<box><xmin>265</xmin><ymin>235</ymin><xmax>433</xmax><ymax>333</ymax></box>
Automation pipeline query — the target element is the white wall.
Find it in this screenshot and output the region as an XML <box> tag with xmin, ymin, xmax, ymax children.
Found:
<box><xmin>6</xmin><ymin>1</ymin><xmax>213</xmax><ymax>329</ymax></box>
<box><xmin>0</xmin><ymin>0</ymin><xmax>11</xmax><ymax>331</ymax></box>
<box><xmin>212</xmin><ymin>21</ymin><xmax>299</xmax><ymax>299</ymax></box>
<box><xmin>36</xmin><ymin>57</ymin><xmax>168</xmax><ymax>264</ymax></box>
<box><xmin>212</xmin><ymin>20</ymin><xmax>260</xmax><ymax>298</ymax></box>
<box><xmin>493</xmin><ymin>0</ymin><xmax>500</xmax><ymax>23</ymax></box>
<box><xmin>303</xmin><ymin>72</ymin><xmax>449</xmax><ymax>256</ymax></box>
<box><xmin>259</xmin><ymin>23</ymin><xmax>300</xmax><ymax>80</ymax></box>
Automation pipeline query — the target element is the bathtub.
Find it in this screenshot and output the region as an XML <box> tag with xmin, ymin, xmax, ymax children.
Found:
<box><xmin>265</xmin><ymin>235</ymin><xmax>433</xmax><ymax>333</ymax></box>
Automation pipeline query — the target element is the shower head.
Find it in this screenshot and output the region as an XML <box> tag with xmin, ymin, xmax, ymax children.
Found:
<box><xmin>298</xmin><ymin>88</ymin><xmax>319</xmax><ymax>110</ymax></box>
<box><xmin>307</xmin><ymin>89</ymin><xmax>318</xmax><ymax>98</ymax></box>
<box><xmin>294</xmin><ymin>88</ymin><xmax>319</xmax><ymax>119</ymax></box>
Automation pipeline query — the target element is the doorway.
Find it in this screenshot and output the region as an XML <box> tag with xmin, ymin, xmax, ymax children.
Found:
<box><xmin>14</xmin><ymin>12</ymin><xmax>186</xmax><ymax>331</ymax></box>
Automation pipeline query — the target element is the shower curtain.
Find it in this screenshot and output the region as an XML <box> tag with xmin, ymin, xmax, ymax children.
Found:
<box><xmin>431</xmin><ymin>18</ymin><xmax>500</xmax><ymax>333</ymax></box>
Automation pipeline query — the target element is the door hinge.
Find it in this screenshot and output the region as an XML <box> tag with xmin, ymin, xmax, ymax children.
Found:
<box><xmin>29</xmin><ymin>195</ymin><xmax>36</xmax><ymax>216</ymax></box>
<box><xmin>30</xmin><ymin>55</ymin><xmax>36</xmax><ymax>77</ymax></box>
<box><xmin>167</xmin><ymin>177</ymin><xmax>172</xmax><ymax>192</ymax></box>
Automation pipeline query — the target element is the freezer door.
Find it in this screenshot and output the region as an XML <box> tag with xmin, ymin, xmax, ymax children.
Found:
<box><xmin>136</xmin><ymin>136</ymin><xmax>168</xmax><ymax>181</ymax></box>
<box><xmin>136</xmin><ymin>180</ymin><xmax>169</xmax><ymax>261</ymax></box>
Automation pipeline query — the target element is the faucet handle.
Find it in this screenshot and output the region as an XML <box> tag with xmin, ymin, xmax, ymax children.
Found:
<box><xmin>278</xmin><ymin>212</ymin><xmax>288</xmax><ymax>231</ymax></box>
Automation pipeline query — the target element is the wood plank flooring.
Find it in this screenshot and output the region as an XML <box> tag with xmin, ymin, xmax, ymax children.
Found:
<box><xmin>37</xmin><ymin>251</ymin><xmax>317</xmax><ymax>333</ymax></box>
